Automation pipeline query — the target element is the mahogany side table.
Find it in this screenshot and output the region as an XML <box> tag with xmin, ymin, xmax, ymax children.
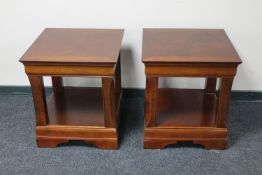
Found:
<box><xmin>142</xmin><ymin>29</ymin><xmax>242</xmax><ymax>149</ymax></box>
<box><xmin>20</xmin><ymin>28</ymin><xmax>124</xmax><ymax>149</ymax></box>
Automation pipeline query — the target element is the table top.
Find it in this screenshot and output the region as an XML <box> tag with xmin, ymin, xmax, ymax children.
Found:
<box><xmin>142</xmin><ymin>28</ymin><xmax>242</xmax><ymax>64</ymax></box>
<box><xmin>20</xmin><ymin>28</ymin><xmax>124</xmax><ymax>64</ymax></box>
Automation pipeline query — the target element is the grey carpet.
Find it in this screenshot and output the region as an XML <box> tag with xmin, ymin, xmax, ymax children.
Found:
<box><xmin>0</xmin><ymin>91</ymin><xmax>261</xmax><ymax>175</ymax></box>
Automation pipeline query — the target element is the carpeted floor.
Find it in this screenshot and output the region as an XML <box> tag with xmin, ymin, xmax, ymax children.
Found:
<box><xmin>0</xmin><ymin>90</ymin><xmax>261</xmax><ymax>175</ymax></box>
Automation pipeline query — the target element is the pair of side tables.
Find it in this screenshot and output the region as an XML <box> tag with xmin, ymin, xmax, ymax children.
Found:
<box><xmin>20</xmin><ymin>28</ymin><xmax>242</xmax><ymax>150</ymax></box>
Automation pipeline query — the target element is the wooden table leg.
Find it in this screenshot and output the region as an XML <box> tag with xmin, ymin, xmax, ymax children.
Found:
<box><xmin>205</xmin><ymin>78</ymin><xmax>217</xmax><ymax>93</ymax></box>
<box><xmin>101</xmin><ymin>77</ymin><xmax>118</xmax><ymax>149</ymax></box>
<box><xmin>145</xmin><ymin>77</ymin><xmax>158</xmax><ymax>127</ymax></box>
<box><xmin>102</xmin><ymin>77</ymin><xmax>116</xmax><ymax>128</ymax></box>
<box><xmin>216</xmin><ymin>77</ymin><xmax>234</xmax><ymax>128</ymax></box>
<box><xmin>52</xmin><ymin>76</ymin><xmax>64</xmax><ymax>95</ymax></box>
<box><xmin>51</xmin><ymin>76</ymin><xmax>64</xmax><ymax>112</ymax></box>
<box><xmin>28</xmin><ymin>76</ymin><xmax>49</xmax><ymax>126</ymax></box>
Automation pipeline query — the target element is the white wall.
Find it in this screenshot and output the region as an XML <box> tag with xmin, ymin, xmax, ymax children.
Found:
<box><xmin>0</xmin><ymin>0</ymin><xmax>261</xmax><ymax>90</ymax></box>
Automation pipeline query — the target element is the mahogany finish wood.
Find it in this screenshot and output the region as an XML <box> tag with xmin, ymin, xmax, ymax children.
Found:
<box><xmin>20</xmin><ymin>28</ymin><xmax>123</xmax><ymax>149</ymax></box>
<box><xmin>28</xmin><ymin>76</ymin><xmax>49</xmax><ymax>126</ymax></box>
<box><xmin>47</xmin><ymin>88</ymin><xmax>104</xmax><ymax>126</ymax></box>
<box><xmin>20</xmin><ymin>28</ymin><xmax>124</xmax><ymax>64</ymax></box>
<box><xmin>145</xmin><ymin>77</ymin><xmax>158</xmax><ymax>127</ymax></box>
<box><xmin>216</xmin><ymin>78</ymin><xmax>234</xmax><ymax>128</ymax></box>
<box><xmin>102</xmin><ymin>77</ymin><xmax>117</xmax><ymax>128</ymax></box>
<box><xmin>142</xmin><ymin>29</ymin><xmax>240</xmax><ymax>63</ymax></box>
<box><xmin>51</xmin><ymin>76</ymin><xmax>64</xmax><ymax>95</ymax></box>
<box><xmin>157</xmin><ymin>89</ymin><xmax>217</xmax><ymax>128</ymax></box>
<box><xmin>205</xmin><ymin>78</ymin><xmax>217</xmax><ymax>93</ymax></box>
<box><xmin>142</xmin><ymin>29</ymin><xmax>242</xmax><ymax>150</ymax></box>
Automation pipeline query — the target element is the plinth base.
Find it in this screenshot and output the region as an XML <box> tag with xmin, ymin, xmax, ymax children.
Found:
<box><xmin>144</xmin><ymin>127</ymin><xmax>227</xmax><ymax>149</ymax></box>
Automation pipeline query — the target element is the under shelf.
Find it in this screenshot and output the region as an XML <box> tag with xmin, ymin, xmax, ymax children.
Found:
<box><xmin>157</xmin><ymin>89</ymin><xmax>217</xmax><ymax>128</ymax></box>
<box><xmin>47</xmin><ymin>87</ymin><xmax>105</xmax><ymax>127</ymax></box>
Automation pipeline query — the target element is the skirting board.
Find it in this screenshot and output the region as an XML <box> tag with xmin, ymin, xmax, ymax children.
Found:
<box><xmin>0</xmin><ymin>86</ymin><xmax>262</xmax><ymax>101</ymax></box>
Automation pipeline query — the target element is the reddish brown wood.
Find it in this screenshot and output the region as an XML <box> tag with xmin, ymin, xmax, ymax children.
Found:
<box><xmin>144</xmin><ymin>127</ymin><xmax>227</xmax><ymax>149</ymax></box>
<box><xmin>28</xmin><ymin>76</ymin><xmax>49</xmax><ymax>126</ymax></box>
<box><xmin>144</xmin><ymin>139</ymin><xmax>227</xmax><ymax>150</ymax></box>
<box><xmin>142</xmin><ymin>28</ymin><xmax>241</xmax><ymax>150</ymax></box>
<box><xmin>52</xmin><ymin>76</ymin><xmax>64</xmax><ymax>95</ymax></box>
<box><xmin>33</xmin><ymin>85</ymin><xmax>119</xmax><ymax>149</ymax></box>
<box><xmin>37</xmin><ymin>138</ymin><xmax>118</xmax><ymax>149</ymax></box>
<box><xmin>216</xmin><ymin>78</ymin><xmax>234</xmax><ymax>128</ymax></box>
<box><xmin>20</xmin><ymin>28</ymin><xmax>123</xmax><ymax>149</ymax></box>
<box><xmin>144</xmin><ymin>140</ymin><xmax>178</xmax><ymax>149</ymax></box>
<box><xmin>24</xmin><ymin>64</ymin><xmax>116</xmax><ymax>76</ymax></box>
<box><xmin>36</xmin><ymin>126</ymin><xmax>118</xmax><ymax>149</ymax></box>
<box><xmin>157</xmin><ymin>89</ymin><xmax>217</xmax><ymax>127</ymax></box>
<box><xmin>20</xmin><ymin>28</ymin><xmax>124</xmax><ymax>64</ymax></box>
<box><xmin>37</xmin><ymin>138</ymin><xmax>68</xmax><ymax>148</ymax></box>
<box><xmin>145</xmin><ymin>63</ymin><xmax>238</xmax><ymax>77</ymax></box>
<box><xmin>205</xmin><ymin>78</ymin><xmax>217</xmax><ymax>93</ymax></box>
<box><xmin>142</xmin><ymin>29</ymin><xmax>242</xmax><ymax>64</ymax></box>
<box><xmin>36</xmin><ymin>126</ymin><xmax>117</xmax><ymax>138</ymax></box>
<box><xmin>102</xmin><ymin>78</ymin><xmax>116</xmax><ymax>128</ymax></box>
<box><xmin>145</xmin><ymin>77</ymin><xmax>158</xmax><ymax>127</ymax></box>
<box><xmin>84</xmin><ymin>139</ymin><xmax>118</xmax><ymax>149</ymax></box>
<box><xmin>47</xmin><ymin>88</ymin><xmax>104</xmax><ymax>126</ymax></box>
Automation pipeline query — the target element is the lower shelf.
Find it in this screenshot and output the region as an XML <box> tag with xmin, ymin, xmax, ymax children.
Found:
<box><xmin>47</xmin><ymin>87</ymin><xmax>104</xmax><ymax>127</ymax></box>
<box><xmin>157</xmin><ymin>89</ymin><xmax>217</xmax><ymax>128</ymax></box>
<box><xmin>36</xmin><ymin>87</ymin><xmax>119</xmax><ymax>149</ymax></box>
<box><xmin>145</xmin><ymin>88</ymin><xmax>226</xmax><ymax>149</ymax></box>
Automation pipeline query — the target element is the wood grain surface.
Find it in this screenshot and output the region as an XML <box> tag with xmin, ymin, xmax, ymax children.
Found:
<box><xmin>142</xmin><ymin>28</ymin><xmax>242</xmax><ymax>64</ymax></box>
<box><xmin>20</xmin><ymin>28</ymin><xmax>124</xmax><ymax>64</ymax></box>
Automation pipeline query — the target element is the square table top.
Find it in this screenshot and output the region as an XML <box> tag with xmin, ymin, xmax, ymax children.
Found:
<box><xmin>142</xmin><ymin>28</ymin><xmax>242</xmax><ymax>64</ymax></box>
<box><xmin>20</xmin><ymin>28</ymin><xmax>124</xmax><ymax>64</ymax></box>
